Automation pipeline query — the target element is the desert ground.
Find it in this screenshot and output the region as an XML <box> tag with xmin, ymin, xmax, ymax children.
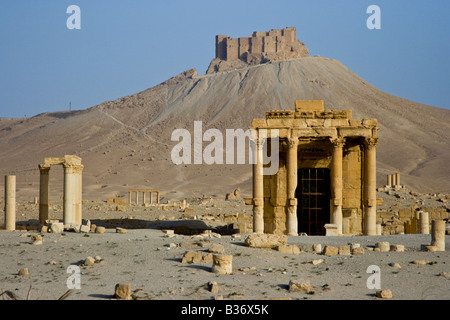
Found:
<box><xmin>1</xmin><ymin>189</ymin><xmax>449</xmax><ymax>301</ymax></box>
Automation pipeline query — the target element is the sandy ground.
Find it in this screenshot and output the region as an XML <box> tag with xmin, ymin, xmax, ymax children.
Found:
<box><xmin>0</xmin><ymin>198</ymin><xmax>449</xmax><ymax>301</ymax></box>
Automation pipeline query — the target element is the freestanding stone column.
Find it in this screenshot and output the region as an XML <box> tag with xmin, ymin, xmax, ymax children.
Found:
<box><xmin>364</xmin><ymin>138</ymin><xmax>378</xmax><ymax>235</ymax></box>
<box><xmin>431</xmin><ymin>220</ymin><xmax>445</xmax><ymax>251</ymax></box>
<box><xmin>4</xmin><ymin>175</ymin><xmax>16</xmax><ymax>231</ymax></box>
<box><xmin>330</xmin><ymin>137</ymin><xmax>345</xmax><ymax>235</ymax></box>
<box><xmin>63</xmin><ymin>164</ymin><xmax>83</xmax><ymax>226</ymax></box>
<box><xmin>387</xmin><ymin>174</ymin><xmax>392</xmax><ymax>187</ymax></box>
<box><xmin>286</xmin><ymin>137</ymin><xmax>298</xmax><ymax>236</ymax></box>
<box><xmin>39</xmin><ymin>165</ymin><xmax>50</xmax><ymax>224</ymax></box>
<box><xmin>252</xmin><ymin>138</ymin><xmax>264</xmax><ymax>234</ymax></box>
<box><xmin>419</xmin><ymin>211</ymin><xmax>429</xmax><ymax>234</ymax></box>
<box><xmin>395</xmin><ymin>173</ymin><xmax>400</xmax><ymax>186</ymax></box>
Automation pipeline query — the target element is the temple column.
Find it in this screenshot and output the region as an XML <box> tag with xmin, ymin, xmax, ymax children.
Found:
<box><xmin>395</xmin><ymin>173</ymin><xmax>400</xmax><ymax>187</ymax></box>
<box><xmin>286</xmin><ymin>137</ymin><xmax>298</xmax><ymax>236</ymax></box>
<box><xmin>63</xmin><ymin>164</ymin><xmax>83</xmax><ymax>226</ymax></box>
<box><xmin>364</xmin><ymin>138</ymin><xmax>378</xmax><ymax>235</ymax></box>
<box><xmin>252</xmin><ymin>137</ymin><xmax>264</xmax><ymax>234</ymax></box>
<box><xmin>39</xmin><ymin>165</ymin><xmax>50</xmax><ymax>225</ymax></box>
<box><xmin>4</xmin><ymin>175</ymin><xmax>16</xmax><ymax>231</ymax></box>
<box><xmin>387</xmin><ymin>174</ymin><xmax>392</xmax><ymax>187</ymax></box>
<box><xmin>330</xmin><ymin>137</ymin><xmax>345</xmax><ymax>235</ymax></box>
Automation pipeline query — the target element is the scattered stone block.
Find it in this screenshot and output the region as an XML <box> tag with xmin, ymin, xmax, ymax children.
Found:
<box><xmin>412</xmin><ymin>260</ymin><xmax>429</xmax><ymax>265</ymax></box>
<box><xmin>390</xmin><ymin>244</ymin><xmax>405</xmax><ymax>252</ymax></box>
<box><xmin>95</xmin><ymin>226</ymin><xmax>106</xmax><ymax>234</ymax></box>
<box><xmin>18</xmin><ymin>268</ymin><xmax>29</xmax><ymax>276</ymax></box>
<box><xmin>439</xmin><ymin>272</ymin><xmax>450</xmax><ymax>279</ymax></box>
<box><xmin>40</xmin><ymin>225</ymin><xmax>48</xmax><ymax>233</ymax></box>
<box><xmin>422</xmin><ymin>245</ymin><xmax>437</xmax><ymax>252</ymax></box>
<box><xmin>209</xmin><ymin>281</ymin><xmax>219</xmax><ymax>293</ymax></box>
<box><xmin>352</xmin><ymin>247</ymin><xmax>365</xmax><ymax>255</ymax></box>
<box><xmin>376</xmin><ymin>289</ymin><xmax>393</xmax><ymax>299</ymax></box>
<box><xmin>288</xmin><ymin>279</ymin><xmax>313</xmax><ymax>293</ymax></box>
<box><xmin>388</xmin><ymin>262</ymin><xmax>401</xmax><ymax>269</ymax></box>
<box><xmin>338</xmin><ymin>245</ymin><xmax>351</xmax><ymax>256</ymax></box>
<box><xmin>212</xmin><ymin>254</ymin><xmax>233</xmax><ymax>274</ymax></box>
<box><xmin>116</xmin><ymin>227</ymin><xmax>127</xmax><ymax>234</ymax></box>
<box><xmin>90</xmin><ymin>224</ymin><xmax>97</xmax><ymax>232</ymax></box>
<box><xmin>313</xmin><ymin>244</ymin><xmax>322</xmax><ymax>254</ymax></box>
<box><xmin>114</xmin><ymin>284</ymin><xmax>132</xmax><ymax>300</ymax></box>
<box><xmin>209</xmin><ymin>243</ymin><xmax>225</xmax><ymax>254</ymax></box>
<box><xmin>116</xmin><ymin>205</ymin><xmax>126</xmax><ymax>212</ymax></box>
<box><xmin>49</xmin><ymin>222</ymin><xmax>64</xmax><ymax>234</ymax></box>
<box><xmin>375</xmin><ymin>242</ymin><xmax>390</xmax><ymax>252</ymax></box>
<box><xmin>244</xmin><ymin>234</ymin><xmax>287</xmax><ymax>248</ymax></box>
<box><xmin>202</xmin><ymin>253</ymin><xmax>213</xmax><ymax>263</ymax></box>
<box><xmin>181</xmin><ymin>251</ymin><xmax>203</xmax><ymax>264</ymax></box>
<box><xmin>84</xmin><ymin>256</ymin><xmax>95</xmax><ymax>266</ymax></box>
<box><xmin>31</xmin><ymin>234</ymin><xmax>43</xmax><ymax>245</ymax></box>
<box><xmin>311</xmin><ymin>259</ymin><xmax>325</xmax><ymax>265</ymax></box>
<box><xmin>276</xmin><ymin>244</ymin><xmax>301</xmax><ymax>255</ymax></box>
<box><xmin>80</xmin><ymin>225</ymin><xmax>90</xmax><ymax>233</ymax></box>
<box><xmin>323</xmin><ymin>245</ymin><xmax>339</xmax><ymax>256</ymax></box>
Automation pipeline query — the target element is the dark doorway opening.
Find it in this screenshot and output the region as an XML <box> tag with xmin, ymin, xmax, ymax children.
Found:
<box><xmin>297</xmin><ymin>168</ymin><xmax>331</xmax><ymax>235</ymax></box>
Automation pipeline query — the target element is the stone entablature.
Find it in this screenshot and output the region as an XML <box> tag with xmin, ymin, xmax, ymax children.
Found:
<box><xmin>250</xmin><ymin>100</ymin><xmax>379</xmax><ymax>236</ymax></box>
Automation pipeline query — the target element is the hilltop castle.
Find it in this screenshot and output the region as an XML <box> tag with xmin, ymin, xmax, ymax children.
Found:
<box><xmin>207</xmin><ymin>27</ymin><xmax>309</xmax><ymax>74</ymax></box>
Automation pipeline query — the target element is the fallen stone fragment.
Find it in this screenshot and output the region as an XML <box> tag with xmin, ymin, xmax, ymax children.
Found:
<box><xmin>276</xmin><ymin>244</ymin><xmax>301</xmax><ymax>255</ymax></box>
<box><xmin>376</xmin><ymin>289</ymin><xmax>393</xmax><ymax>299</ymax></box>
<box><xmin>244</xmin><ymin>234</ymin><xmax>287</xmax><ymax>248</ymax></box>
<box><xmin>49</xmin><ymin>222</ymin><xmax>64</xmax><ymax>234</ymax></box>
<box><xmin>18</xmin><ymin>268</ymin><xmax>29</xmax><ymax>276</ymax></box>
<box><xmin>412</xmin><ymin>260</ymin><xmax>430</xmax><ymax>265</ymax></box>
<box><xmin>114</xmin><ymin>283</ymin><xmax>132</xmax><ymax>300</ymax></box>
<box><xmin>211</xmin><ymin>254</ymin><xmax>233</xmax><ymax>274</ymax></box>
<box><xmin>388</xmin><ymin>262</ymin><xmax>402</xmax><ymax>269</ymax></box>
<box><xmin>390</xmin><ymin>244</ymin><xmax>405</xmax><ymax>252</ymax></box>
<box><xmin>116</xmin><ymin>227</ymin><xmax>127</xmax><ymax>234</ymax></box>
<box><xmin>95</xmin><ymin>226</ymin><xmax>106</xmax><ymax>234</ymax></box>
<box><xmin>31</xmin><ymin>234</ymin><xmax>43</xmax><ymax>245</ymax></box>
<box><xmin>208</xmin><ymin>243</ymin><xmax>225</xmax><ymax>254</ymax></box>
<box><xmin>181</xmin><ymin>251</ymin><xmax>203</xmax><ymax>264</ymax></box>
<box><xmin>352</xmin><ymin>247</ymin><xmax>365</xmax><ymax>255</ymax></box>
<box><xmin>313</xmin><ymin>244</ymin><xmax>322</xmax><ymax>254</ymax></box>
<box><xmin>375</xmin><ymin>242</ymin><xmax>390</xmax><ymax>252</ymax></box>
<box><xmin>338</xmin><ymin>245</ymin><xmax>351</xmax><ymax>256</ymax></box>
<box><xmin>80</xmin><ymin>225</ymin><xmax>90</xmax><ymax>233</ymax></box>
<box><xmin>438</xmin><ymin>272</ymin><xmax>450</xmax><ymax>279</ymax></box>
<box><xmin>311</xmin><ymin>259</ymin><xmax>325</xmax><ymax>265</ymax></box>
<box><xmin>323</xmin><ymin>245</ymin><xmax>339</xmax><ymax>256</ymax></box>
<box><xmin>202</xmin><ymin>253</ymin><xmax>213</xmax><ymax>263</ymax></box>
<box><xmin>422</xmin><ymin>245</ymin><xmax>437</xmax><ymax>252</ymax></box>
<box><xmin>288</xmin><ymin>279</ymin><xmax>313</xmax><ymax>293</ymax></box>
<box><xmin>84</xmin><ymin>256</ymin><xmax>95</xmax><ymax>266</ymax></box>
<box><xmin>209</xmin><ymin>281</ymin><xmax>219</xmax><ymax>293</ymax></box>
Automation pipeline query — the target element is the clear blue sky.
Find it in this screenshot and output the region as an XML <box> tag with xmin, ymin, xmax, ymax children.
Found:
<box><xmin>0</xmin><ymin>0</ymin><xmax>449</xmax><ymax>118</ymax></box>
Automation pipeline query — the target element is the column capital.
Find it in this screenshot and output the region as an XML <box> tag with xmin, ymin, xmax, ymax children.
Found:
<box><xmin>330</xmin><ymin>137</ymin><xmax>346</xmax><ymax>148</ymax></box>
<box><xmin>63</xmin><ymin>164</ymin><xmax>84</xmax><ymax>174</ymax></box>
<box><xmin>39</xmin><ymin>164</ymin><xmax>51</xmax><ymax>173</ymax></box>
<box><xmin>287</xmin><ymin>137</ymin><xmax>298</xmax><ymax>149</ymax></box>
<box><xmin>364</xmin><ymin>137</ymin><xmax>379</xmax><ymax>150</ymax></box>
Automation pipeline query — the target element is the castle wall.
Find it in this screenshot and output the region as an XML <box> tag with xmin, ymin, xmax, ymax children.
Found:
<box><xmin>217</xmin><ymin>27</ymin><xmax>303</xmax><ymax>62</ymax></box>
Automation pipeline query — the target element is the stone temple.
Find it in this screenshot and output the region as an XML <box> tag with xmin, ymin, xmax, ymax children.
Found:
<box><xmin>250</xmin><ymin>100</ymin><xmax>379</xmax><ymax>236</ymax></box>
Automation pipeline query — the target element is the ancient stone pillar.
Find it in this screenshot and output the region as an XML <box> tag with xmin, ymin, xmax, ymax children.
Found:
<box><xmin>286</xmin><ymin>137</ymin><xmax>298</xmax><ymax>236</ymax></box>
<box><xmin>387</xmin><ymin>174</ymin><xmax>392</xmax><ymax>187</ymax></box>
<box><xmin>431</xmin><ymin>220</ymin><xmax>445</xmax><ymax>251</ymax></box>
<box><xmin>4</xmin><ymin>175</ymin><xmax>16</xmax><ymax>231</ymax></box>
<box><xmin>419</xmin><ymin>211</ymin><xmax>429</xmax><ymax>234</ymax></box>
<box><xmin>63</xmin><ymin>164</ymin><xmax>83</xmax><ymax>226</ymax></box>
<box><xmin>38</xmin><ymin>165</ymin><xmax>50</xmax><ymax>225</ymax></box>
<box><xmin>364</xmin><ymin>138</ymin><xmax>378</xmax><ymax>236</ymax></box>
<box><xmin>128</xmin><ymin>191</ymin><xmax>132</xmax><ymax>204</ymax></box>
<box><xmin>212</xmin><ymin>254</ymin><xmax>233</xmax><ymax>274</ymax></box>
<box><xmin>252</xmin><ymin>138</ymin><xmax>264</xmax><ymax>234</ymax></box>
<box><xmin>395</xmin><ymin>173</ymin><xmax>400</xmax><ymax>186</ymax></box>
<box><xmin>330</xmin><ymin>137</ymin><xmax>345</xmax><ymax>235</ymax></box>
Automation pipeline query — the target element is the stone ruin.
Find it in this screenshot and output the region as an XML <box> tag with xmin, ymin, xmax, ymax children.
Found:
<box><xmin>207</xmin><ymin>27</ymin><xmax>309</xmax><ymax>74</ymax></box>
<box><xmin>250</xmin><ymin>100</ymin><xmax>379</xmax><ymax>236</ymax></box>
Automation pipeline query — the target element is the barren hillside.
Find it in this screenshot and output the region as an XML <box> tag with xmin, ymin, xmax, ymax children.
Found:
<box><xmin>1</xmin><ymin>56</ymin><xmax>450</xmax><ymax>202</ymax></box>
